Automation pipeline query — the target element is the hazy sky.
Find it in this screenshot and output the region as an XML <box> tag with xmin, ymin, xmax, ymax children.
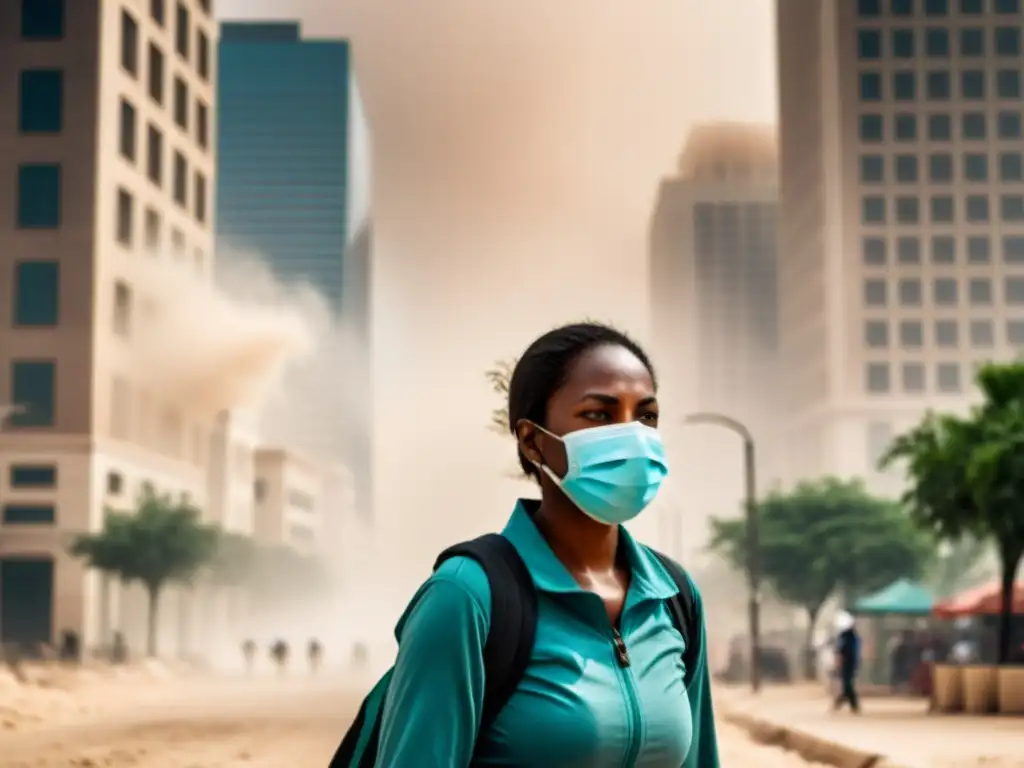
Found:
<box><xmin>217</xmin><ymin>0</ymin><xmax>777</xmax><ymax>591</ymax></box>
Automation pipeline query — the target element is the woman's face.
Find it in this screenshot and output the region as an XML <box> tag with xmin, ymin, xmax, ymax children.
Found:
<box><xmin>518</xmin><ymin>343</ymin><xmax>658</xmax><ymax>478</ymax></box>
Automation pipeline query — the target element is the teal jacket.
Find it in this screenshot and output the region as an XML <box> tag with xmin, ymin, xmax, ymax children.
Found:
<box><xmin>376</xmin><ymin>501</ymin><xmax>720</xmax><ymax>767</ymax></box>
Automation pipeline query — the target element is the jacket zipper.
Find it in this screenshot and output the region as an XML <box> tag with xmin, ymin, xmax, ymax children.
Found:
<box><xmin>612</xmin><ymin>627</ymin><xmax>643</xmax><ymax>767</ymax></box>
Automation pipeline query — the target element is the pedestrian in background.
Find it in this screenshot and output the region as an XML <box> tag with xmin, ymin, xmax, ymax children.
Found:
<box><xmin>833</xmin><ymin>611</ymin><xmax>861</xmax><ymax>714</ymax></box>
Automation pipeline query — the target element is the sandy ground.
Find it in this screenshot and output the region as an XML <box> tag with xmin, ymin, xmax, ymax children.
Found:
<box><xmin>0</xmin><ymin>664</ymin><xmax>828</xmax><ymax>767</ymax></box>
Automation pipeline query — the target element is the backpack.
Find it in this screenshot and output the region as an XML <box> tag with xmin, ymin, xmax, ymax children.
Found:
<box><xmin>329</xmin><ymin>533</ymin><xmax>698</xmax><ymax>767</ymax></box>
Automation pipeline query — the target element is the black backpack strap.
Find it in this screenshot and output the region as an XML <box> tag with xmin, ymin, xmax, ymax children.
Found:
<box><xmin>434</xmin><ymin>533</ymin><xmax>538</xmax><ymax>737</ymax></box>
<box><xmin>648</xmin><ymin>548</ymin><xmax>700</xmax><ymax>687</ymax></box>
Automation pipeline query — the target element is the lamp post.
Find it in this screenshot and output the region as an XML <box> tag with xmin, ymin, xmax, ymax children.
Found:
<box><xmin>683</xmin><ymin>412</ymin><xmax>761</xmax><ymax>693</ymax></box>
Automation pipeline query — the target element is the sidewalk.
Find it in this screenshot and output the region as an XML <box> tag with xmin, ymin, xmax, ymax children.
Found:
<box><xmin>717</xmin><ymin>685</ymin><xmax>1024</xmax><ymax>767</ymax></box>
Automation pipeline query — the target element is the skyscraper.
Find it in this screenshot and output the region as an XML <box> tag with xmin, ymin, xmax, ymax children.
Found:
<box><xmin>217</xmin><ymin>21</ymin><xmax>374</xmax><ymax>518</ymax></box>
<box><xmin>776</xmin><ymin>0</ymin><xmax>1024</xmax><ymax>490</ymax></box>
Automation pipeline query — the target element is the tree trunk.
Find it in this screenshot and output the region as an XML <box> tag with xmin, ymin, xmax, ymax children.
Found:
<box><xmin>146</xmin><ymin>585</ymin><xmax>161</xmax><ymax>658</ymax></box>
<box><xmin>997</xmin><ymin>550</ymin><xmax>1021</xmax><ymax>664</ymax></box>
<box><xmin>803</xmin><ymin>604</ymin><xmax>822</xmax><ymax>680</ymax></box>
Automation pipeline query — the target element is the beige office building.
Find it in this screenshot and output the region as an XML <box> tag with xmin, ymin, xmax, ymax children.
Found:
<box><xmin>776</xmin><ymin>0</ymin><xmax>1024</xmax><ymax>490</ymax></box>
<box><xmin>0</xmin><ymin>0</ymin><xmax>220</xmax><ymax>653</ymax></box>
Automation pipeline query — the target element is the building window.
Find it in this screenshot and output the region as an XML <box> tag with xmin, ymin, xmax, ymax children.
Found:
<box><xmin>2</xmin><ymin>504</ymin><xmax>56</xmax><ymax>524</ymax></box>
<box><xmin>966</xmin><ymin>195</ymin><xmax>989</xmax><ymax>222</ymax></box>
<box><xmin>17</xmin><ymin>164</ymin><xmax>61</xmax><ymax>229</ymax></box>
<box><xmin>865</xmin><ymin>279</ymin><xmax>888</xmax><ymax>307</ymax></box>
<box><xmin>148</xmin><ymin>43</ymin><xmax>164</xmax><ymax>104</ymax></box>
<box><xmin>1005</xmin><ymin>237</ymin><xmax>1024</xmax><ymax>263</ymax></box>
<box><xmin>150</xmin><ymin>0</ymin><xmax>165</xmax><ymax>25</ymax></box>
<box><xmin>925</xmin><ymin>0</ymin><xmax>948</xmax><ymax>13</ymax></box>
<box><xmin>171</xmin><ymin>227</ymin><xmax>185</xmax><ymax>256</ymax></box>
<box><xmin>899</xmin><ymin>320</ymin><xmax>923</xmax><ymax>348</ymax></box>
<box><xmin>866</xmin><ymin>363</ymin><xmax>891</xmax><ymax>394</ymax></box>
<box><xmin>144</xmin><ymin>207</ymin><xmax>160</xmax><ymax>250</ymax></box>
<box><xmin>147</xmin><ymin>125</ymin><xmax>163</xmax><ymax>185</ymax></box>
<box><xmin>897</xmin><ymin>237</ymin><xmax>920</xmax><ymax>264</ymax></box>
<box><xmin>895</xmin><ymin>155</ymin><xmax>917</xmax><ymax>183</ymax></box>
<box><xmin>21</xmin><ymin>0</ymin><xmax>64</xmax><ymax>39</ymax></box>
<box><xmin>858</xmin><ymin>30</ymin><xmax>881</xmax><ymax>59</ymax></box>
<box><xmin>175</xmin><ymin>2</ymin><xmax>190</xmax><ymax>59</ymax></box>
<box><xmin>863</xmin><ymin>197</ymin><xmax>885</xmax><ymax>224</ymax></box>
<box><xmin>928</xmin><ymin>114</ymin><xmax>951</xmax><ymax>140</ymax></box>
<box><xmin>860</xmin><ymin>72</ymin><xmax>882</xmax><ymax>102</ymax></box>
<box><xmin>935</xmin><ymin>320</ymin><xmax>958</xmax><ymax>348</ymax></box>
<box><xmin>1002</xmin><ymin>195</ymin><xmax>1024</xmax><ymax>222</ymax></box>
<box><xmin>19</xmin><ymin>69</ymin><xmax>63</xmax><ymax>133</ymax></box>
<box><xmin>937</xmin><ymin>363</ymin><xmax>961</xmax><ymax>393</ymax></box>
<box><xmin>173</xmin><ymin>151</ymin><xmax>187</xmax><ymax>206</ymax></box>
<box><xmin>960</xmin><ymin>0</ymin><xmax>983</xmax><ymax>11</ymax></box>
<box><xmin>119</xmin><ymin>98</ymin><xmax>136</xmax><ymax>161</ymax></box>
<box><xmin>892</xmin><ymin>0</ymin><xmax>912</xmax><ymax>14</ymax></box>
<box><xmin>865</xmin><ymin>321</ymin><xmax>889</xmax><ymax>348</ymax></box>
<box><xmin>996</xmin><ymin>0</ymin><xmax>1020</xmax><ymax>11</ymax></box>
<box><xmin>1007</xmin><ymin>277</ymin><xmax>1024</xmax><ymax>305</ymax></box>
<box><xmin>903</xmin><ymin>363</ymin><xmax>926</xmax><ymax>393</ymax></box>
<box><xmin>1008</xmin><ymin>320</ymin><xmax>1024</xmax><ymax>346</ymax></box>
<box><xmin>197</xmin><ymin>29</ymin><xmax>210</xmax><ymax>80</ymax></box>
<box><xmin>116</xmin><ymin>188</ymin><xmax>133</xmax><ymax>246</ymax></box>
<box><xmin>114</xmin><ymin>281</ymin><xmax>132</xmax><ymax>337</ymax></box>
<box><xmin>196</xmin><ymin>100</ymin><xmax>209</xmax><ymax>149</ymax></box>
<box><xmin>970</xmin><ymin>320</ymin><xmax>994</xmax><ymax>348</ymax></box>
<box><xmin>998</xmin><ymin>70</ymin><xmax>1021</xmax><ymax>99</ymax></box>
<box><xmin>968</xmin><ymin>236</ymin><xmax>990</xmax><ymax>264</ymax></box>
<box><xmin>173</xmin><ymin>76</ymin><xmax>188</xmax><ymax>128</ymax></box>
<box><xmin>899</xmin><ymin>279</ymin><xmax>922</xmax><ymax>306</ymax></box>
<box><xmin>9</xmin><ymin>360</ymin><xmax>56</xmax><ymax>428</ymax></box>
<box><xmin>860</xmin><ymin>115</ymin><xmax>884</xmax><ymax>142</ymax></box>
<box><xmin>969</xmin><ymin>278</ymin><xmax>992</xmax><ymax>305</ymax></box>
<box><xmin>962</xmin><ymin>70</ymin><xmax>985</xmax><ymax>99</ymax></box>
<box><xmin>1000</xmin><ymin>152</ymin><xmax>1023</xmax><ymax>181</ymax></box>
<box><xmin>861</xmin><ymin>155</ymin><xmax>884</xmax><ymax>183</ymax></box>
<box><xmin>194</xmin><ymin>171</ymin><xmax>207</xmax><ymax>223</ymax></box>
<box><xmin>13</xmin><ymin>261</ymin><xmax>59</xmax><ymax>327</ymax></box>
<box><xmin>107</xmin><ymin>471</ymin><xmax>124</xmax><ymax>495</ymax></box>
<box><xmin>892</xmin><ymin>30</ymin><xmax>914</xmax><ymax>58</ymax></box>
<box><xmin>9</xmin><ymin>464</ymin><xmax>56</xmax><ymax>489</ymax></box>
<box><xmin>929</xmin><ymin>154</ymin><xmax>952</xmax><ymax>182</ymax></box>
<box><xmin>932</xmin><ymin>236</ymin><xmax>955</xmax><ymax>264</ymax></box>
<box><xmin>927</xmin><ymin>71</ymin><xmax>951</xmax><ymax>100</ymax></box>
<box><xmin>896</xmin><ymin>196</ymin><xmax>920</xmax><ymax>223</ymax></box>
<box><xmin>962</xmin><ymin>112</ymin><xmax>986</xmax><ymax>140</ymax></box>
<box><xmin>863</xmin><ymin>238</ymin><xmax>886</xmax><ymax>265</ymax></box>
<box><xmin>926</xmin><ymin>28</ymin><xmax>949</xmax><ymax>56</ymax></box>
<box><xmin>894</xmin><ymin>114</ymin><xmax>917</xmax><ymax>141</ymax></box>
<box><xmin>998</xmin><ymin>111</ymin><xmax>1022</xmax><ymax>138</ymax></box>
<box><xmin>996</xmin><ymin>27</ymin><xmax>1021</xmax><ymax>56</ymax></box>
<box><xmin>893</xmin><ymin>71</ymin><xmax>916</xmax><ymax>100</ymax></box>
<box><xmin>961</xmin><ymin>28</ymin><xmax>984</xmax><ymax>57</ymax></box>
<box><xmin>964</xmin><ymin>153</ymin><xmax>988</xmax><ymax>182</ymax></box>
<box><xmin>121</xmin><ymin>10</ymin><xmax>139</xmax><ymax>76</ymax></box>
<box><xmin>859</xmin><ymin>0</ymin><xmax>881</xmax><ymax>13</ymax></box>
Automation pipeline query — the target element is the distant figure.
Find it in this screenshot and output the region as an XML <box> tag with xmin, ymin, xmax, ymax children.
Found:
<box><xmin>308</xmin><ymin>638</ymin><xmax>323</xmax><ymax>674</ymax></box>
<box><xmin>242</xmin><ymin>639</ymin><xmax>257</xmax><ymax>674</ymax></box>
<box><xmin>111</xmin><ymin>632</ymin><xmax>128</xmax><ymax>665</ymax></box>
<box><xmin>59</xmin><ymin>629</ymin><xmax>81</xmax><ymax>663</ymax></box>
<box><xmin>270</xmin><ymin>639</ymin><xmax>289</xmax><ymax>675</ymax></box>
<box><xmin>832</xmin><ymin>612</ymin><xmax>861</xmax><ymax>714</ymax></box>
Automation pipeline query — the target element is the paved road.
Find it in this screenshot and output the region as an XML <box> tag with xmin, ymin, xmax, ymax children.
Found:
<box><xmin>0</xmin><ymin>677</ymin><xmax>828</xmax><ymax>767</ymax></box>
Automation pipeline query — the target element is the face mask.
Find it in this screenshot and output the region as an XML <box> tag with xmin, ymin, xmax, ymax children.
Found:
<box><xmin>532</xmin><ymin>421</ymin><xmax>668</xmax><ymax>525</ymax></box>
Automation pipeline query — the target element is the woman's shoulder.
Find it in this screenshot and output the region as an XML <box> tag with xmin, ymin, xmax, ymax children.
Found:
<box><xmin>397</xmin><ymin>554</ymin><xmax>494</xmax><ymax>634</ymax></box>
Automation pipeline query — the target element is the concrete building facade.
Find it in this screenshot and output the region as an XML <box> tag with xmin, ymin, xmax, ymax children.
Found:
<box><xmin>776</xmin><ymin>0</ymin><xmax>1024</xmax><ymax>491</ymax></box>
<box><xmin>0</xmin><ymin>0</ymin><xmax>223</xmax><ymax>653</ymax></box>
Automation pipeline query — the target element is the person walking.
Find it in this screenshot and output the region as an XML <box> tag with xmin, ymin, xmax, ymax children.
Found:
<box><xmin>308</xmin><ymin>638</ymin><xmax>323</xmax><ymax>674</ymax></box>
<box><xmin>242</xmin><ymin>639</ymin><xmax>256</xmax><ymax>675</ymax></box>
<box><xmin>833</xmin><ymin>611</ymin><xmax>862</xmax><ymax>713</ymax></box>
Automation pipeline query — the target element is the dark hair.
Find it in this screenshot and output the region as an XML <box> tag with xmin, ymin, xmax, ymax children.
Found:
<box><xmin>508</xmin><ymin>322</ymin><xmax>657</xmax><ymax>478</ymax></box>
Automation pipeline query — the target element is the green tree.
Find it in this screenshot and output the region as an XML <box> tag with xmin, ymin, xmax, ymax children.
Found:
<box><xmin>883</xmin><ymin>362</ymin><xmax>1024</xmax><ymax>663</ymax></box>
<box><xmin>69</xmin><ymin>489</ymin><xmax>218</xmax><ymax>657</ymax></box>
<box><xmin>709</xmin><ymin>477</ymin><xmax>933</xmax><ymax>669</ymax></box>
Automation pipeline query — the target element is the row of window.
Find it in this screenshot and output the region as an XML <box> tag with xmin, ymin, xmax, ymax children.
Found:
<box><xmin>861</xmin><ymin>151</ymin><xmax>1024</xmax><ymax>183</ymax></box>
<box><xmin>859</xmin><ymin>111</ymin><xmax>1022</xmax><ymax>142</ymax></box>
<box><xmin>864</xmin><ymin>318</ymin><xmax>1018</xmax><ymax>348</ymax></box>
<box><xmin>859</xmin><ymin>27</ymin><xmax>1023</xmax><ymax>61</ymax></box>
<box><xmin>19</xmin><ymin>0</ymin><xmax>211</xmax><ymax>42</ymax></box>
<box><xmin>863</xmin><ymin>234</ymin><xmax>1024</xmax><ymax>265</ymax></box>
<box><xmin>122</xmin><ymin>4</ymin><xmax>209</xmax><ymax>86</ymax></box>
<box><xmin>858</xmin><ymin>0</ymin><xmax>1019</xmax><ymax>15</ymax></box>
<box><xmin>862</xmin><ymin>194</ymin><xmax>1024</xmax><ymax>224</ymax></box>
<box><xmin>861</xmin><ymin>68</ymin><xmax>1024</xmax><ymax>101</ymax></box>
<box><xmin>865</xmin><ymin>360</ymin><xmax>972</xmax><ymax>394</ymax></box>
<box><xmin>863</xmin><ymin>275</ymin><xmax>1023</xmax><ymax>306</ymax></box>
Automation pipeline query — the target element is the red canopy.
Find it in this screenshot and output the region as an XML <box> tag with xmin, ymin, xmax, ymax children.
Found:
<box><xmin>932</xmin><ymin>580</ymin><xmax>1024</xmax><ymax>619</ymax></box>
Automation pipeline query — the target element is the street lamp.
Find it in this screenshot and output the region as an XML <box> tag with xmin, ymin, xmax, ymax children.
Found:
<box><xmin>683</xmin><ymin>412</ymin><xmax>762</xmax><ymax>694</ymax></box>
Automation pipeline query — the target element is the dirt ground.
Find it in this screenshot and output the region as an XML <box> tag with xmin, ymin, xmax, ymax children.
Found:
<box><xmin>0</xmin><ymin>671</ymin><xmax>830</xmax><ymax>767</ymax></box>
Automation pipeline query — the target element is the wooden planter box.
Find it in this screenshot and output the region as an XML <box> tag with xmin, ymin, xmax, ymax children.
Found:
<box><xmin>963</xmin><ymin>665</ymin><xmax>999</xmax><ymax>714</ymax></box>
<box><xmin>997</xmin><ymin>666</ymin><xmax>1024</xmax><ymax>715</ymax></box>
<box><xmin>932</xmin><ymin>663</ymin><xmax>963</xmax><ymax>713</ymax></box>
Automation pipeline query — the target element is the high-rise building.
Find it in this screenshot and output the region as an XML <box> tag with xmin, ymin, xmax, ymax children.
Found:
<box><xmin>217</xmin><ymin>21</ymin><xmax>374</xmax><ymax>520</ymax></box>
<box><xmin>776</xmin><ymin>0</ymin><xmax>1024</xmax><ymax>490</ymax></box>
<box><xmin>0</xmin><ymin>0</ymin><xmax>227</xmax><ymax>651</ymax></box>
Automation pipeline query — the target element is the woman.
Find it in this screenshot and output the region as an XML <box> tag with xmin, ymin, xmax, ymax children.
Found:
<box><xmin>376</xmin><ymin>323</ymin><xmax>719</xmax><ymax>766</ymax></box>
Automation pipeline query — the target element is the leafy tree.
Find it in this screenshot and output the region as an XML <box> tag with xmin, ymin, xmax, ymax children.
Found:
<box><xmin>69</xmin><ymin>489</ymin><xmax>218</xmax><ymax>657</ymax></box>
<box><xmin>709</xmin><ymin>477</ymin><xmax>933</xmax><ymax>669</ymax></box>
<box><xmin>883</xmin><ymin>362</ymin><xmax>1024</xmax><ymax>663</ymax></box>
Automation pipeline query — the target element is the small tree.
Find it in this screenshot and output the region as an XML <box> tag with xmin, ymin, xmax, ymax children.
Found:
<box><xmin>709</xmin><ymin>477</ymin><xmax>933</xmax><ymax>671</ymax></box>
<box><xmin>70</xmin><ymin>488</ymin><xmax>218</xmax><ymax>657</ymax></box>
